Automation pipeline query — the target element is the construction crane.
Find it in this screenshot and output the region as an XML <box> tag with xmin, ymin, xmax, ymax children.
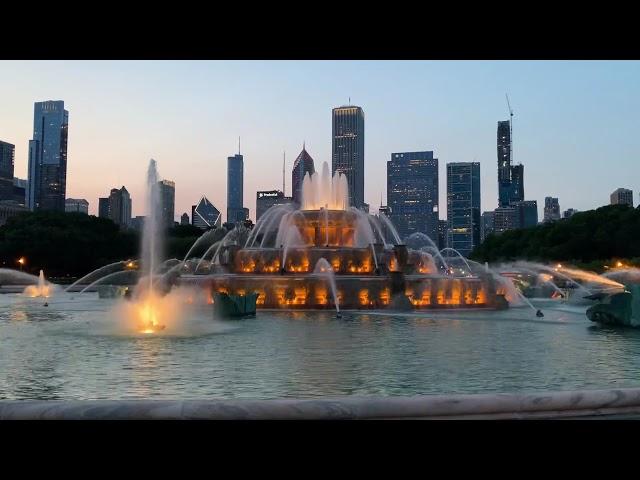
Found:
<box><xmin>506</xmin><ymin>93</ymin><xmax>514</xmax><ymax>163</ymax></box>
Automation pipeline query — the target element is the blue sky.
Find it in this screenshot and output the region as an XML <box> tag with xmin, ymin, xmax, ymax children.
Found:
<box><xmin>0</xmin><ymin>60</ymin><xmax>638</xmax><ymax>221</ymax></box>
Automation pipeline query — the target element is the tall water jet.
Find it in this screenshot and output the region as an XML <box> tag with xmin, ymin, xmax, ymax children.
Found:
<box><xmin>23</xmin><ymin>269</ymin><xmax>52</xmax><ymax>298</ymax></box>
<box><xmin>314</xmin><ymin>258</ymin><xmax>339</xmax><ymax>314</ymax></box>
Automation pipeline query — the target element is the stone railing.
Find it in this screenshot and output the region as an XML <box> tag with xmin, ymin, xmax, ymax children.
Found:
<box><xmin>2</xmin><ymin>388</ymin><xmax>640</xmax><ymax>419</ymax></box>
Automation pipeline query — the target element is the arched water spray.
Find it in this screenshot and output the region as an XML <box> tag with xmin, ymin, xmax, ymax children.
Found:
<box><xmin>378</xmin><ymin>212</ymin><xmax>402</xmax><ymax>244</ymax></box>
<box><xmin>440</xmin><ymin>248</ymin><xmax>473</xmax><ymax>274</ymax></box>
<box><xmin>64</xmin><ymin>261</ymin><xmax>128</xmax><ymax>292</ymax></box>
<box><xmin>80</xmin><ymin>270</ymin><xmax>133</xmax><ymax>293</ymax></box>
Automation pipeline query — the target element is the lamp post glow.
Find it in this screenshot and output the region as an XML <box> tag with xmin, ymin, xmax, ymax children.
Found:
<box><xmin>17</xmin><ymin>257</ymin><xmax>25</xmax><ymax>271</ymax></box>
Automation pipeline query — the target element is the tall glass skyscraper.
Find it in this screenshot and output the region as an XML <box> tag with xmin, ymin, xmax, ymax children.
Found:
<box><xmin>332</xmin><ymin>105</ymin><xmax>364</xmax><ymax>209</ymax></box>
<box><xmin>387</xmin><ymin>151</ymin><xmax>439</xmax><ymax>241</ymax></box>
<box><xmin>446</xmin><ymin>162</ymin><xmax>481</xmax><ymax>257</ymax></box>
<box><xmin>28</xmin><ymin>101</ymin><xmax>69</xmax><ymax>211</ymax></box>
<box><xmin>291</xmin><ymin>146</ymin><xmax>315</xmax><ymax>205</ymax></box>
<box><xmin>227</xmin><ymin>153</ymin><xmax>245</xmax><ymax>222</ymax></box>
<box><xmin>497</xmin><ymin>120</ymin><xmax>511</xmax><ymax>207</ymax></box>
<box><xmin>0</xmin><ymin>141</ymin><xmax>15</xmax><ymax>201</ymax></box>
<box><xmin>158</xmin><ymin>180</ymin><xmax>175</xmax><ymax>228</ymax></box>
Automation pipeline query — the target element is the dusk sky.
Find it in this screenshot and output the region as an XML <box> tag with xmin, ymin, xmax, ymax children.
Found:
<box><xmin>1</xmin><ymin>60</ymin><xmax>638</xmax><ymax>221</ymax></box>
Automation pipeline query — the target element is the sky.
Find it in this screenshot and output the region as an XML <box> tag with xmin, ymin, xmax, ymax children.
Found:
<box><xmin>0</xmin><ymin>60</ymin><xmax>639</xmax><ymax>222</ymax></box>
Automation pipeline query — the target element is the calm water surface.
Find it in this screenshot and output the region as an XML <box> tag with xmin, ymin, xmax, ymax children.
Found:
<box><xmin>1</xmin><ymin>293</ymin><xmax>640</xmax><ymax>400</ymax></box>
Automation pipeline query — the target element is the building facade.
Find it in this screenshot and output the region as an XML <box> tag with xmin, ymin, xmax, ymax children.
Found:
<box><xmin>28</xmin><ymin>100</ymin><xmax>69</xmax><ymax>211</ymax></box>
<box><xmin>563</xmin><ymin>208</ymin><xmax>578</xmax><ymax>219</ymax></box>
<box><xmin>497</xmin><ymin>120</ymin><xmax>512</xmax><ymax>207</ymax></box>
<box><xmin>513</xmin><ymin>200</ymin><xmax>538</xmax><ymax>228</ymax></box>
<box><xmin>510</xmin><ymin>164</ymin><xmax>524</xmax><ymax>203</ymax></box>
<box><xmin>98</xmin><ymin>197</ymin><xmax>110</xmax><ymax>218</ymax></box>
<box><xmin>65</xmin><ymin>198</ymin><xmax>89</xmax><ymax>214</ymax></box>
<box><xmin>0</xmin><ymin>141</ymin><xmax>15</xmax><ymax>201</ymax></box>
<box><xmin>332</xmin><ymin>105</ymin><xmax>365</xmax><ymax>209</ymax></box>
<box><xmin>227</xmin><ymin>153</ymin><xmax>245</xmax><ymax>223</ymax></box>
<box><xmin>191</xmin><ymin>196</ymin><xmax>222</xmax><ymax>229</ymax></box>
<box><xmin>481</xmin><ymin>211</ymin><xmax>495</xmax><ymax>243</ymax></box>
<box><xmin>256</xmin><ymin>190</ymin><xmax>293</xmax><ymax>221</ymax></box>
<box><xmin>446</xmin><ymin>162</ymin><xmax>481</xmax><ymax>257</ymax></box>
<box><xmin>291</xmin><ymin>146</ymin><xmax>315</xmax><ymax>206</ymax></box>
<box><xmin>107</xmin><ymin>186</ymin><xmax>132</xmax><ymax>228</ymax></box>
<box><xmin>543</xmin><ymin>197</ymin><xmax>561</xmax><ymax>222</ymax></box>
<box><xmin>493</xmin><ymin>207</ymin><xmax>519</xmax><ymax>234</ymax></box>
<box><xmin>158</xmin><ymin>180</ymin><xmax>175</xmax><ymax>228</ymax></box>
<box><xmin>387</xmin><ymin>151</ymin><xmax>439</xmax><ymax>241</ymax></box>
<box><xmin>0</xmin><ymin>200</ymin><xmax>28</xmax><ymax>226</ymax></box>
<box><xmin>610</xmin><ymin>188</ymin><xmax>634</xmax><ymax>207</ymax></box>
<box><xmin>180</xmin><ymin>213</ymin><xmax>190</xmax><ymax>225</ymax></box>
<box><xmin>437</xmin><ymin>219</ymin><xmax>448</xmax><ymax>250</ymax></box>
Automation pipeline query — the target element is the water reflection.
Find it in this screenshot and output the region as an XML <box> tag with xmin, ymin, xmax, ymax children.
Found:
<box><xmin>2</xmin><ymin>294</ymin><xmax>640</xmax><ymax>400</ymax></box>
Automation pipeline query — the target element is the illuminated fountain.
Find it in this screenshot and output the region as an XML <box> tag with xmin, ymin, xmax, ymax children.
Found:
<box><xmin>23</xmin><ymin>270</ymin><xmax>53</xmax><ymax>298</ymax></box>
<box><xmin>179</xmin><ymin>161</ymin><xmax>508</xmax><ymax>311</ymax></box>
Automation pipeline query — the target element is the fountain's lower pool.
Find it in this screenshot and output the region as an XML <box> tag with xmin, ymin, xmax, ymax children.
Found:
<box><xmin>2</xmin><ymin>293</ymin><xmax>640</xmax><ymax>401</ymax></box>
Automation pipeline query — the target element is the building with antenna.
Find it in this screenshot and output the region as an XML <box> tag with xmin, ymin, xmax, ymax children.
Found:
<box><xmin>227</xmin><ymin>138</ymin><xmax>247</xmax><ymax>223</ymax></box>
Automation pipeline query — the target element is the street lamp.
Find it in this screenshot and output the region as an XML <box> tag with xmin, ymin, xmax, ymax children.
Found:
<box><xmin>17</xmin><ymin>257</ymin><xmax>25</xmax><ymax>271</ymax></box>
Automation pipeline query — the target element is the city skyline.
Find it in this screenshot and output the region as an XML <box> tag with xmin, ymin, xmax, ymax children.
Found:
<box><xmin>0</xmin><ymin>61</ymin><xmax>639</xmax><ymax>221</ymax></box>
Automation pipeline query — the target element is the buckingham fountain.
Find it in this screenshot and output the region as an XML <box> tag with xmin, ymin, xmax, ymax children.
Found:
<box><xmin>177</xmin><ymin>161</ymin><xmax>511</xmax><ymax>311</ymax></box>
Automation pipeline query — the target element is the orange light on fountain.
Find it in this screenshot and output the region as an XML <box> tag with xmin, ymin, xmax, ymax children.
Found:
<box><xmin>135</xmin><ymin>293</ymin><xmax>167</xmax><ymax>334</ymax></box>
<box><xmin>379</xmin><ymin>288</ymin><xmax>390</xmax><ymax>306</ymax></box>
<box><xmin>359</xmin><ymin>288</ymin><xmax>370</xmax><ymax>306</ymax></box>
<box><xmin>389</xmin><ymin>256</ymin><xmax>399</xmax><ymax>272</ymax></box>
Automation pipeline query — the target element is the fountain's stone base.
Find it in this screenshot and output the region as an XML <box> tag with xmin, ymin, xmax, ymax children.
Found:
<box><xmin>179</xmin><ymin>273</ymin><xmax>503</xmax><ymax>310</ymax></box>
<box><xmin>586</xmin><ymin>284</ymin><xmax>640</xmax><ymax>327</ymax></box>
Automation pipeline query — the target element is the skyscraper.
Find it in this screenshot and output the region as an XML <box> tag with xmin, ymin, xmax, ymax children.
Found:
<box><xmin>497</xmin><ymin>120</ymin><xmax>511</xmax><ymax>207</ymax></box>
<box><xmin>0</xmin><ymin>141</ymin><xmax>15</xmax><ymax>201</ymax></box>
<box><xmin>481</xmin><ymin>211</ymin><xmax>495</xmax><ymax>243</ymax></box>
<box><xmin>108</xmin><ymin>186</ymin><xmax>132</xmax><ymax>228</ymax></box>
<box><xmin>158</xmin><ymin>180</ymin><xmax>175</xmax><ymax>228</ymax></box>
<box><xmin>446</xmin><ymin>162</ymin><xmax>481</xmax><ymax>257</ymax></box>
<box><xmin>227</xmin><ymin>153</ymin><xmax>245</xmax><ymax>223</ymax></box>
<box><xmin>192</xmin><ymin>196</ymin><xmax>221</xmax><ymax>229</ymax></box>
<box><xmin>610</xmin><ymin>188</ymin><xmax>634</xmax><ymax>207</ymax></box>
<box><xmin>28</xmin><ymin>100</ymin><xmax>69</xmax><ymax>211</ymax></box>
<box><xmin>543</xmin><ymin>197</ymin><xmax>561</xmax><ymax>222</ymax></box>
<box><xmin>291</xmin><ymin>146</ymin><xmax>315</xmax><ymax>205</ymax></box>
<box><xmin>387</xmin><ymin>151</ymin><xmax>439</xmax><ymax>241</ymax></box>
<box><xmin>181</xmin><ymin>213</ymin><xmax>190</xmax><ymax>225</ymax></box>
<box><xmin>98</xmin><ymin>197</ymin><xmax>110</xmax><ymax>219</ymax></box>
<box><xmin>332</xmin><ymin>105</ymin><xmax>365</xmax><ymax>209</ymax></box>
<box><xmin>510</xmin><ymin>164</ymin><xmax>524</xmax><ymax>203</ymax></box>
<box><xmin>513</xmin><ymin>200</ymin><xmax>538</xmax><ymax>228</ymax></box>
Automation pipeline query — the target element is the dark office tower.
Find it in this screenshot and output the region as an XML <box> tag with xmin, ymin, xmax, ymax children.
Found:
<box><xmin>480</xmin><ymin>211</ymin><xmax>495</xmax><ymax>243</ymax></box>
<box><xmin>108</xmin><ymin>186</ymin><xmax>132</xmax><ymax>228</ymax></box>
<box><xmin>227</xmin><ymin>153</ymin><xmax>245</xmax><ymax>223</ymax></box>
<box><xmin>437</xmin><ymin>219</ymin><xmax>448</xmax><ymax>250</ymax></box>
<box><xmin>181</xmin><ymin>213</ymin><xmax>190</xmax><ymax>225</ymax></box>
<box><xmin>493</xmin><ymin>207</ymin><xmax>519</xmax><ymax>234</ymax></box>
<box><xmin>332</xmin><ymin>105</ymin><xmax>365</xmax><ymax>209</ymax></box>
<box><xmin>192</xmin><ymin>196</ymin><xmax>221</xmax><ymax>229</ymax></box>
<box><xmin>497</xmin><ymin>120</ymin><xmax>511</xmax><ymax>207</ymax></box>
<box><xmin>543</xmin><ymin>197</ymin><xmax>560</xmax><ymax>222</ymax></box>
<box><xmin>158</xmin><ymin>180</ymin><xmax>175</xmax><ymax>228</ymax></box>
<box><xmin>28</xmin><ymin>101</ymin><xmax>69</xmax><ymax>211</ymax></box>
<box><xmin>513</xmin><ymin>200</ymin><xmax>538</xmax><ymax>228</ymax></box>
<box><xmin>291</xmin><ymin>146</ymin><xmax>315</xmax><ymax>205</ymax></box>
<box><xmin>446</xmin><ymin>162</ymin><xmax>481</xmax><ymax>257</ymax></box>
<box><xmin>0</xmin><ymin>141</ymin><xmax>15</xmax><ymax>201</ymax></box>
<box><xmin>563</xmin><ymin>208</ymin><xmax>578</xmax><ymax>219</ymax></box>
<box><xmin>510</xmin><ymin>164</ymin><xmax>524</xmax><ymax>203</ymax></box>
<box><xmin>98</xmin><ymin>197</ymin><xmax>110</xmax><ymax>218</ymax></box>
<box><xmin>387</xmin><ymin>151</ymin><xmax>439</xmax><ymax>241</ymax></box>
